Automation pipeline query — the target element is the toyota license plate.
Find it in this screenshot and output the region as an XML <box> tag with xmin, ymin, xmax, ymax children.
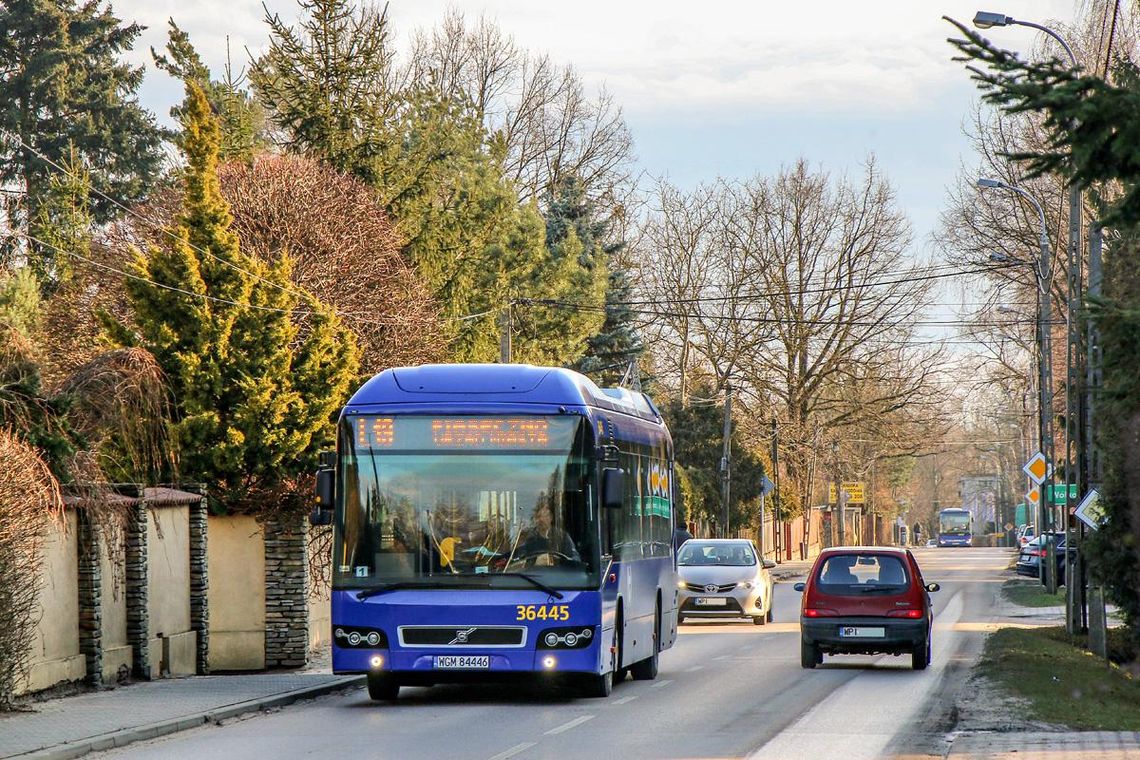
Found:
<box><xmin>694</xmin><ymin>597</ymin><xmax>727</xmax><ymax>606</ymax></box>
<box><xmin>839</xmin><ymin>626</ymin><xmax>885</xmax><ymax>638</ymax></box>
<box><xmin>433</xmin><ymin>655</ymin><xmax>490</xmax><ymax>669</ymax></box>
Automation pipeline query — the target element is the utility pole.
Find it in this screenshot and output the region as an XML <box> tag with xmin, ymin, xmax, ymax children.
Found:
<box><xmin>832</xmin><ymin>441</ymin><xmax>843</xmax><ymax>547</ymax></box>
<box><xmin>1086</xmin><ymin>224</ymin><xmax>1107</xmax><ymax>655</ymax></box>
<box><xmin>720</xmin><ymin>384</ymin><xmax>732</xmax><ymax>538</ymax></box>
<box><xmin>499</xmin><ymin>302</ymin><xmax>512</xmax><ymax>363</ymax></box>
<box><xmin>771</xmin><ymin>417</ymin><xmax>781</xmax><ymax>563</ymax></box>
<box><xmin>1037</xmin><ymin>224</ymin><xmax>1058</xmax><ymax>594</ymax></box>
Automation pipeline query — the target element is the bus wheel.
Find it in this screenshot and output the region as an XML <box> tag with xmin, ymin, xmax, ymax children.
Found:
<box><xmin>367</xmin><ymin>672</ymin><xmax>400</xmax><ymax>701</ymax></box>
<box><xmin>583</xmin><ymin>623</ymin><xmax>619</xmax><ymax>698</ymax></box>
<box><xmin>630</xmin><ymin>603</ymin><xmax>660</xmax><ymax>681</ymax></box>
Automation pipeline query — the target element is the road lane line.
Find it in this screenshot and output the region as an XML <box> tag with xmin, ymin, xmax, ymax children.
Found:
<box><xmin>614</xmin><ymin>695</ymin><xmax>638</xmax><ymax>705</ymax></box>
<box><xmin>488</xmin><ymin>742</ymin><xmax>536</xmax><ymax>760</ymax></box>
<box><xmin>650</xmin><ymin>679</ymin><xmax>674</xmax><ymax>689</ymax></box>
<box><xmin>685</xmin><ymin>665</ymin><xmax>704</xmax><ymax>672</ymax></box>
<box><xmin>747</xmin><ymin>590</ymin><xmax>967</xmax><ymax>760</ymax></box>
<box><xmin>544</xmin><ymin>715</ymin><xmax>595</xmax><ymax>735</ymax></box>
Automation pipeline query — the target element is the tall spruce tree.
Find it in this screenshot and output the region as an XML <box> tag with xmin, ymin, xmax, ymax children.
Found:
<box><xmin>152</xmin><ymin>19</ymin><xmax>266</xmax><ymax>161</ymax></box>
<box><xmin>0</xmin><ymin>0</ymin><xmax>163</xmax><ymax>239</ymax></box>
<box><xmin>250</xmin><ymin>0</ymin><xmax>397</xmax><ymax>184</ymax></box>
<box><xmin>544</xmin><ymin>177</ymin><xmax>643</xmax><ymax>384</ymax></box>
<box><xmin>108</xmin><ymin>83</ymin><xmax>359</xmax><ymax>510</ymax></box>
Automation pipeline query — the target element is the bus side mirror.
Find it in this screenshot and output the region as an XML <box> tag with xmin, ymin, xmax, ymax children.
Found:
<box><xmin>311</xmin><ymin>452</ymin><xmax>335</xmax><ymax>526</ymax></box>
<box><xmin>602</xmin><ymin>468</ymin><xmax>625</xmax><ymax>510</ymax></box>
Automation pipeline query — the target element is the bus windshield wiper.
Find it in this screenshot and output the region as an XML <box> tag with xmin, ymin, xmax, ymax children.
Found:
<box><xmin>355</xmin><ymin>581</ymin><xmax>440</xmax><ymax>600</ymax></box>
<box><xmin>498</xmin><ymin>573</ymin><xmax>564</xmax><ymax>599</ymax></box>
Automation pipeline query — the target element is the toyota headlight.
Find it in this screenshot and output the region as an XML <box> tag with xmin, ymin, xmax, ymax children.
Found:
<box><xmin>737</xmin><ymin>581</ymin><xmax>754</xmax><ymax>589</ymax></box>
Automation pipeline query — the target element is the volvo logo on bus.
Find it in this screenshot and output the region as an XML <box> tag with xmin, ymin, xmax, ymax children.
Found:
<box><xmin>451</xmin><ymin>627</ymin><xmax>478</xmax><ymax>645</ymax></box>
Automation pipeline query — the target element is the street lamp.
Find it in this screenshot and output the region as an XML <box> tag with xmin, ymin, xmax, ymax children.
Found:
<box><xmin>972</xmin><ymin>11</ymin><xmax>1077</xmax><ymax>67</ymax></box>
<box><xmin>977</xmin><ymin>177</ymin><xmax>1058</xmax><ymax>591</ymax></box>
<box><xmin>972</xmin><ymin>11</ymin><xmax>1082</xmax><ymax>598</ymax></box>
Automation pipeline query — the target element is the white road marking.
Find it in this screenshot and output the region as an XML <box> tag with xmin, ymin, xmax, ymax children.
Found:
<box><xmin>488</xmin><ymin>742</ymin><xmax>537</xmax><ymax>760</ymax></box>
<box><xmin>544</xmin><ymin>715</ymin><xmax>595</xmax><ymax>735</ymax></box>
<box><xmin>650</xmin><ymin>679</ymin><xmax>674</xmax><ymax>689</ymax></box>
<box><xmin>685</xmin><ymin>665</ymin><xmax>704</xmax><ymax>672</ymax></box>
<box><xmin>613</xmin><ymin>695</ymin><xmax>638</xmax><ymax>705</ymax></box>
<box><xmin>748</xmin><ymin>590</ymin><xmax>967</xmax><ymax>760</ymax></box>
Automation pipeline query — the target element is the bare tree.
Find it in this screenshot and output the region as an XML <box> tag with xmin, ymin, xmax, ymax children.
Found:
<box><xmin>638</xmin><ymin>160</ymin><xmax>945</xmax><ymax>520</ymax></box>
<box><xmin>407</xmin><ymin>10</ymin><xmax>635</xmax><ymax>211</ymax></box>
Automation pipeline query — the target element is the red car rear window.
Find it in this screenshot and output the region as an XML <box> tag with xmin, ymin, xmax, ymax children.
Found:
<box><xmin>816</xmin><ymin>553</ymin><xmax>909</xmax><ymax>594</ymax></box>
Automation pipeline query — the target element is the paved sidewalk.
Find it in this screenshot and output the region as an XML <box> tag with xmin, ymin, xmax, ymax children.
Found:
<box><xmin>946</xmin><ymin>731</ymin><xmax>1140</xmax><ymax>759</ymax></box>
<box><xmin>770</xmin><ymin>557</ymin><xmax>814</xmax><ymax>580</ymax></box>
<box><xmin>0</xmin><ymin>673</ymin><xmax>362</xmax><ymax>760</ymax></box>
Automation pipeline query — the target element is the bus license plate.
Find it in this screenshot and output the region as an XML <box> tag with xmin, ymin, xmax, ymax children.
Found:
<box><xmin>839</xmin><ymin>627</ymin><xmax>884</xmax><ymax>638</ymax></box>
<box><xmin>694</xmin><ymin>597</ymin><xmax>727</xmax><ymax>606</ymax></box>
<box><xmin>433</xmin><ymin>655</ymin><xmax>490</xmax><ymax>669</ymax></box>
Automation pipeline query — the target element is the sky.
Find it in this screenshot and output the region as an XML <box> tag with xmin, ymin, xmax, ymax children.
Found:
<box><xmin>118</xmin><ymin>0</ymin><xmax>1079</xmax><ymax>299</ymax></box>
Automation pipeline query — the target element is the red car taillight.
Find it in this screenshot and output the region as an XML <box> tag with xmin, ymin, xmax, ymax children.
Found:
<box><xmin>887</xmin><ymin>609</ymin><xmax>924</xmax><ymax>619</ymax></box>
<box><xmin>803</xmin><ymin>608</ymin><xmax>839</xmax><ymax>617</ymax></box>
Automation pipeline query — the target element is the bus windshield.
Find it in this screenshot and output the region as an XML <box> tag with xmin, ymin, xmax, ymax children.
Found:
<box><xmin>939</xmin><ymin>511</ymin><xmax>971</xmax><ymax>535</ymax></box>
<box><xmin>333</xmin><ymin>415</ymin><xmax>599</xmax><ymax>592</ymax></box>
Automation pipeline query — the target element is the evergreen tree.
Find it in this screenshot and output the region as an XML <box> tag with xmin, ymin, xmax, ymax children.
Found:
<box><xmin>545</xmin><ymin>177</ymin><xmax>643</xmax><ymax>384</ymax></box>
<box><xmin>0</xmin><ymin>0</ymin><xmax>163</xmax><ymax>236</ymax></box>
<box><xmin>108</xmin><ymin>84</ymin><xmax>359</xmax><ymax>510</ymax></box>
<box><xmin>661</xmin><ymin>387</ymin><xmax>766</xmax><ymax>531</ymax></box>
<box><xmin>250</xmin><ymin>0</ymin><xmax>397</xmax><ymax>184</ymax></box>
<box><xmin>26</xmin><ymin>147</ymin><xmax>91</xmax><ymax>295</ymax></box>
<box><xmin>152</xmin><ymin>19</ymin><xmax>266</xmax><ymax>161</ymax></box>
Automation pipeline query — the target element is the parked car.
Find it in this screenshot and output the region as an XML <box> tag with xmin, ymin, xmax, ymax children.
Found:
<box><xmin>1016</xmin><ymin>532</ymin><xmax>1071</xmax><ymax>585</ymax></box>
<box><xmin>1016</xmin><ymin>524</ymin><xmax>1037</xmax><ymax>547</ymax></box>
<box><xmin>676</xmin><ymin>539</ymin><xmax>775</xmax><ymax>625</ymax></box>
<box><xmin>794</xmin><ymin>547</ymin><xmax>939</xmax><ymax>670</ymax></box>
<box><xmin>925</xmin><ymin>539</ymin><xmax>937</xmax><ymax>548</ymax></box>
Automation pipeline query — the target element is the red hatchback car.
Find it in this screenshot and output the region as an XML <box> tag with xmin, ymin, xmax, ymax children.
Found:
<box><xmin>795</xmin><ymin>547</ymin><xmax>939</xmax><ymax>670</ymax></box>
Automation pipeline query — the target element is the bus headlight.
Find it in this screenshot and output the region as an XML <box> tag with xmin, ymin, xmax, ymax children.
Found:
<box><xmin>334</xmin><ymin>625</ymin><xmax>389</xmax><ymax>649</ymax></box>
<box><xmin>542</xmin><ymin>656</ymin><xmax>557</xmax><ymax>669</ymax></box>
<box><xmin>369</xmin><ymin>655</ymin><xmax>384</xmax><ymax>669</ymax></box>
<box><xmin>537</xmin><ymin>626</ymin><xmax>594</xmax><ymax>650</ymax></box>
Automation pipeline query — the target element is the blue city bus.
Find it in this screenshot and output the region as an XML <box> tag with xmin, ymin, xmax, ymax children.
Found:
<box><xmin>313</xmin><ymin>364</ymin><xmax>678</xmax><ymax>701</ymax></box>
<box><xmin>937</xmin><ymin>507</ymin><xmax>973</xmax><ymax>547</ymax></box>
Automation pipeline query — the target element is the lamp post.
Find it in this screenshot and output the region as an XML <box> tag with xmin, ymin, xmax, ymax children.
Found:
<box><xmin>973</xmin><ymin>9</ymin><xmax>1082</xmax><ymax>609</ymax></box>
<box><xmin>977</xmin><ymin>178</ymin><xmax>1058</xmax><ymax>593</ymax></box>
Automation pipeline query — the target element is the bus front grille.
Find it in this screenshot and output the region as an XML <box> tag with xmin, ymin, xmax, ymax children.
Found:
<box><xmin>398</xmin><ymin>626</ymin><xmax>527</xmax><ymax>647</ymax></box>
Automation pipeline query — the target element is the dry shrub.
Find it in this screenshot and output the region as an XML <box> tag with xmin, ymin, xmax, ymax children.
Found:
<box><xmin>57</xmin><ymin>347</ymin><xmax>174</xmax><ymax>485</ymax></box>
<box><xmin>0</xmin><ymin>430</ymin><xmax>63</xmax><ymax>709</ymax></box>
<box><xmin>102</xmin><ymin>154</ymin><xmax>446</xmax><ymax>375</ymax></box>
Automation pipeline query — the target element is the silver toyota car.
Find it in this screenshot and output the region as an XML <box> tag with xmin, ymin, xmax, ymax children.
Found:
<box><xmin>676</xmin><ymin>539</ymin><xmax>776</xmax><ymax>625</ymax></box>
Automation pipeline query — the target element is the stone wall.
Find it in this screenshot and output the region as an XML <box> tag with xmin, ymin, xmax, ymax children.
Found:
<box><xmin>264</xmin><ymin>513</ymin><xmax>309</xmax><ymax>668</ymax></box>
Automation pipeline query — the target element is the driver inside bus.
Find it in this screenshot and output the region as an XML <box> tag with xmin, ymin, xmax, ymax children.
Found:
<box><xmin>517</xmin><ymin>502</ymin><xmax>579</xmax><ymax>565</ymax></box>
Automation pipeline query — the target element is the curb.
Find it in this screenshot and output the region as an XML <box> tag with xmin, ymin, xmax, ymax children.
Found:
<box><xmin>9</xmin><ymin>676</ymin><xmax>365</xmax><ymax>760</ymax></box>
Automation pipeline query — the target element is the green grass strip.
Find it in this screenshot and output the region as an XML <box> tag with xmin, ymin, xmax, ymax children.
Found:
<box><xmin>979</xmin><ymin>626</ymin><xmax>1140</xmax><ymax>730</ymax></box>
<box><xmin>1002</xmin><ymin>580</ymin><xmax>1065</xmax><ymax>608</ymax></box>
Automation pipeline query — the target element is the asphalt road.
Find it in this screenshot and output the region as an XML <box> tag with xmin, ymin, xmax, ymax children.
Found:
<box><xmin>95</xmin><ymin>547</ymin><xmax>1012</xmax><ymax>760</ymax></box>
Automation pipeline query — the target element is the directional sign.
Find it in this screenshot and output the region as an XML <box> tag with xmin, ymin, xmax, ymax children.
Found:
<box><xmin>1022</xmin><ymin>452</ymin><xmax>1052</xmax><ymax>485</ymax></box>
<box><xmin>1025</xmin><ymin>487</ymin><xmax>1040</xmax><ymax>506</ymax></box>
<box><xmin>760</xmin><ymin>475</ymin><xmax>775</xmax><ymax>497</ymax></box>
<box><xmin>1074</xmin><ymin>490</ymin><xmax>1105</xmax><ymax>530</ymax></box>
<box><xmin>1047</xmin><ymin>483</ymin><xmax>1079</xmax><ymax>505</ymax></box>
<box><xmin>828</xmin><ymin>481</ymin><xmax>865</xmax><ymax>505</ymax></box>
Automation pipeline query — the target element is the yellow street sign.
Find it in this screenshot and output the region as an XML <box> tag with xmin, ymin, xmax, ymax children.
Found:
<box><xmin>1022</xmin><ymin>452</ymin><xmax>1052</xmax><ymax>485</ymax></box>
<box><xmin>828</xmin><ymin>481</ymin><xmax>866</xmax><ymax>505</ymax></box>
